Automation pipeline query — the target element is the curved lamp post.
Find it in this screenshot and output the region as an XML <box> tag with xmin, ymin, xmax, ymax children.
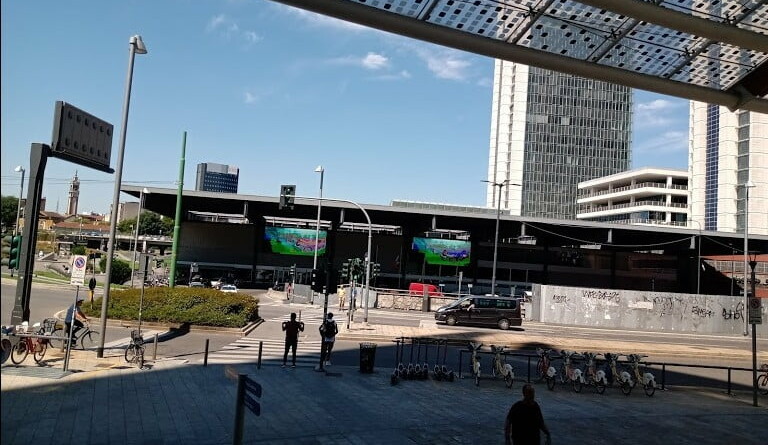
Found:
<box><xmin>98</xmin><ymin>35</ymin><xmax>147</xmax><ymax>358</ymax></box>
<box><xmin>482</xmin><ymin>179</ymin><xmax>521</xmax><ymax>296</ymax></box>
<box><xmin>311</xmin><ymin>166</ymin><xmax>324</xmax><ymax>304</ymax></box>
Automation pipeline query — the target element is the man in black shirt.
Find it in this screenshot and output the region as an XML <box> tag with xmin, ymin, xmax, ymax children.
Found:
<box><xmin>504</xmin><ymin>384</ymin><xmax>551</xmax><ymax>445</ymax></box>
<box><xmin>282</xmin><ymin>312</ymin><xmax>304</xmax><ymax>368</ymax></box>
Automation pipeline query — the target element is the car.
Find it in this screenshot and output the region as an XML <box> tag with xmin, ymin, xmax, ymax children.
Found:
<box><xmin>189</xmin><ymin>282</ymin><xmax>205</xmax><ymax>288</ymax></box>
<box><xmin>210</xmin><ymin>278</ymin><xmax>223</xmax><ymax>289</ymax></box>
<box><xmin>220</xmin><ymin>284</ymin><xmax>238</xmax><ymax>293</ymax></box>
<box><xmin>434</xmin><ymin>295</ymin><xmax>522</xmax><ymax>330</ymax></box>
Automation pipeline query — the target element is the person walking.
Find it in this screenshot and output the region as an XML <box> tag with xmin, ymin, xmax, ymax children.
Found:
<box><xmin>282</xmin><ymin>312</ymin><xmax>304</xmax><ymax>368</ymax></box>
<box><xmin>504</xmin><ymin>384</ymin><xmax>551</xmax><ymax>445</ymax></box>
<box><xmin>319</xmin><ymin>312</ymin><xmax>338</xmax><ymax>367</ymax></box>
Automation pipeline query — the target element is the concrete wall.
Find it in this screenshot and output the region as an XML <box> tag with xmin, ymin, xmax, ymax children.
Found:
<box><xmin>535</xmin><ymin>284</ymin><xmax>768</xmax><ymax>336</ymax></box>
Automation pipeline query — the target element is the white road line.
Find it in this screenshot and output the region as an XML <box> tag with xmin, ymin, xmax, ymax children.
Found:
<box><xmin>205</xmin><ymin>338</ymin><xmax>323</xmax><ymax>366</ymax></box>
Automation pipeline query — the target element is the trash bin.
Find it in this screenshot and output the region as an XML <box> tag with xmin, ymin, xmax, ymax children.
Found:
<box><xmin>359</xmin><ymin>342</ymin><xmax>377</xmax><ymax>373</ymax></box>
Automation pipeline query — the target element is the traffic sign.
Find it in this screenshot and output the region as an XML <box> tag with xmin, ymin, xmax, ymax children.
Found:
<box><xmin>748</xmin><ymin>297</ymin><xmax>762</xmax><ymax>324</ymax></box>
<box><xmin>70</xmin><ymin>255</ymin><xmax>87</xmax><ymax>286</ymax></box>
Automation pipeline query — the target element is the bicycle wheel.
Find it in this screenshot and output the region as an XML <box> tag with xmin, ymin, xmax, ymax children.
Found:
<box><xmin>546</xmin><ymin>376</ymin><xmax>556</xmax><ymax>391</ymax></box>
<box><xmin>10</xmin><ymin>341</ymin><xmax>28</xmax><ymax>364</ymax></box>
<box><xmin>621</xmin><ymin>381</ymin><xmax>632</xmax><ymax>396</ymax></box>
<box><xmin>80</xmin><ymin>331</ymin><xmax>99</xmax><ymax>350</ymax></box>
<box><xmin>504</xmin><ymin>373</ymin><xmax>514</xmax><ymax>388</ymax></box>
<box><xmin>49</xmin><ymin>328</ymin><xmax>67</xmax><ymax>349</ymax></box>
<box><xmin>644</xmin><ymin>381</ymin><xmax>656</xmax><ymax>397</ymax></box>
<box><xmin>33</xmin><ymin>340</ymin><xmax>48</xmax><ymax>363</ymax></box>
<box><xmin>474</xmin><ymin>371</ymin><xmax>480</xmax><ymax>387</ymax></box>
<box><xmin>572</xmin><ymin>378</ymin><xmax>582</xmax><ymax>393</ymax></box>
<box><xmin>596</xmin><ymin>380</ymin><xmax>606</xmax><ymax>394</ymax></box>
<box><xmin>136</xmin><ymin>345</ymin><xmax>145</xmax><ymax>369</ymax></box>
<box><xmin>759</xmin><ymin>375</ymin><xmax>768</xmax><ymax>396</ymax></box>
<box><xmin>536</xmin><ymin>359</ymin><xmax>545</xmax><ymax>380</ymax></box>
<box><xmin>125</xmin><ymin>344</ymin><xmax>137</xmax><ymax>363</ymax></box>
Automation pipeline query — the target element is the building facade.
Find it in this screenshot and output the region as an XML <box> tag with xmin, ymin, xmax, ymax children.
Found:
<box><xmin>689</xmin><ymin>103</ymin><xmax>768</xmax><ymax>235</ymax></box>
<box><xmin>195</xmin><ymin>163</ymin><xmax>239</xmax><ymax>194</ymax></box>
<box><xmin>576</xmin><ymin>168</ymin><xmax>689</xmax><ymax>227</ymax></box>
<box><xmin>487</xmin><ymin>62</ymin><xmax>633</xmax><ymax>219</ymax></box>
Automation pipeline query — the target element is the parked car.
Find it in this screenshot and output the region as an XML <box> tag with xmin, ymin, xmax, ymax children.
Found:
<box><xmin>220</xmin><ymin>284</ymin><xmax>238</xmax><ymax>293</ymax></box>
<box><xmin>408</xmin><ymin>282</ymin><xmax>443</xmax><ymax>296</ymax></box>
<box><xmin>189</xmin><ymin>282</ymin><xmax>205</xmax><ymax>288</ymax></box>
<box><xmin>434</xmin><ymin>295</ymin><xmax>522</xmax><ymax>330</ymax></box>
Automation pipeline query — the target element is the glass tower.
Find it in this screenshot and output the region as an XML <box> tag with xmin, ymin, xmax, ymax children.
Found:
<box><xmin>487</xmin><ymin>61</ymin><xmax>633</xmax><ymax>219</ymax></box>
<box><xmin>195</xmin><ymin>163</ymin><xmax>240</xmax><ymax>194</ymax></box>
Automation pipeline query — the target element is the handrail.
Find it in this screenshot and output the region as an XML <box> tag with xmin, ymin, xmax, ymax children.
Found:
<box><xmin>579</xmin><ymin>181</ymin><xmax>688</xmax><ymax>199</ymax></box>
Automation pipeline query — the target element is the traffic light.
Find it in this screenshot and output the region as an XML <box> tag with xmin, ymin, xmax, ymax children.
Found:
<box><xmin>289</xmin><ymin>264</ymin><xmax>296</xmax><ymax>278</ymax></box>
<box><xmin>340</xmin><ymin>261</ymin><xmax>350</xmax><ymax>281</ymax></box>
<box><xmin>2</xmin><ymin>235</ymin><xmax>22</xmax><ymax>269</ymax></box>
<box><xmin>279</xmin><ymin>184</ymin><xmax>296</xmax><ymax>210</ymax></box>
<box><xmin>310</xmin><ymin>268</ymin><xmax>325</xmax><ymax>293</ymax></box>
<box><xmin>371</xmin><ymin>262</ymin><xmax>381</xmax><ymax>279</ymax></box>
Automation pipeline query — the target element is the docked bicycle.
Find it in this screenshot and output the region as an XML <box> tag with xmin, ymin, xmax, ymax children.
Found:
<box><xmin>490</xmin><ymin>345</ymin><xmax>515</xmax><ymax>388</ymax></box>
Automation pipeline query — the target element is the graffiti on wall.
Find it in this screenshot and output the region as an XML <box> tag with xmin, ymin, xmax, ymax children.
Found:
<box><xmin>722</xmin><ymin>302</ymin><xmax>744</xmax><ymax>321</ymax></box>
<box><xmin>581</xmin><ymin>289</ymin><xmax>621</xmax><ymax>303</ymax></box>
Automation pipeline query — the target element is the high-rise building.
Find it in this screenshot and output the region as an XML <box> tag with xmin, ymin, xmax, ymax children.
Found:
<box><xmin>195</xmin><ymin>163</ymin><xmax>239</xmax><ymax>194</ymax></box>
<box><xmin>487</xmin><ymin>62</ymin><xmax>633</xmax><ymax>219</ymax></box>
<box><xmin>689</xmin><ymin>103</ymin><xmax>767</xmax><ymax>235</ymax></box>
<box><xmin>67</xmin><ymin>171</ymin><xmax>80</xmax><ymax>216</ymax></box>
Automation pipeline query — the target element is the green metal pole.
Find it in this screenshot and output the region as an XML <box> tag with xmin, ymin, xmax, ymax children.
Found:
<box><xmin>169</xmin><ymin>131</ymin><xmax>186</xmax><ymax>288</ymax></box>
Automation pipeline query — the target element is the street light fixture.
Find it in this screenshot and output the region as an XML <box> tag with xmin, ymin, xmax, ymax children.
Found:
<box><xmin>482</xmin><ymin>179</ymin><xmax>521</xmax><ymax>296</ymax></box>
<box><xmin>11</xmin><ymin>166</ymin><xmax>25</xmax><ymax>277</ymax></box>
<box><xmin>312</xmin><ymin>165</ymin><xmax>324</xmax><ymax>304</ymax></box>
<box><xmin>98</xmin><ymin>34</ymin><xmax>147</xmax><ymax>358</ymax></box>
<box><xmin>130</xmin><ymin>187</ymin><xmax>149</xmax><ymax>287</ymax></box>
<box><xmin>741</xmin><ymin>179</ymin><xmax>755</xmax><ymax>337</ymax></box>
<box><xmin>689</xmin><ymin>219</ymin><xmax>702</xmax><ymax>295</ymax></box>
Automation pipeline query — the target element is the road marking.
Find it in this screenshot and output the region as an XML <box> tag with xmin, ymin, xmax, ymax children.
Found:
<box><xmin>205</xmin><ymin>338</ymin><xmax>324</xmax><ymax>366</ymax></box>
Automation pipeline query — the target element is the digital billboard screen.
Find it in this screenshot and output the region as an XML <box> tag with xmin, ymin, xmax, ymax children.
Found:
<box><xmin>412</xmin><ymin>237</ymin><xmax>470</xmax><ymax>266</ymax></box>
<box><xmin>265</xmin><ymin>227</ymin><xmax>327</xmax><ymax>256</ymax></box>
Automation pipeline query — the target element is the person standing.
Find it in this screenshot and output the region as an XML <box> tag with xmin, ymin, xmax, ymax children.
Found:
<box><xmin>282</xmin><ymin>312</ymin><xmax>304</xmax><ymax>368</ymax></box>
<box><xmin>504</xmin><ymin>384</ymin><xmax>551</xmax><ymax>445</ymax></box>
<box><xmin>337</xmin><ymin>287</ymin><xmax>347</xmax><ymax>311</ymax></box>
<box><xmin>319</xmin><ymin>312</ymin><xmax>338</xmax><ymax>367</ymax></box>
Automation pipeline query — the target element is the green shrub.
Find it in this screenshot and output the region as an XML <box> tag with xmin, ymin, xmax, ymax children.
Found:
<box><xmin>98</xmin><ymin>257</ymin><xmax>132</xmax><ymax>284</ymax></box>
<box><xmin>71</xmin><ymin>245</ymin><xmax>86</xmax><ymax>255</ymax></box>
<box><xmin>83</xmin><ymin>287</ymin><xmax>259</xmax><ymax>328</ymax></box>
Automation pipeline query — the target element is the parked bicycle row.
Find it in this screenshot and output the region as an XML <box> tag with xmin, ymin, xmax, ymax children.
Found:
<box><xmin>390</xmin><ymin>337</ymin><xmax>457</xmax><ymax>385</ymax></box>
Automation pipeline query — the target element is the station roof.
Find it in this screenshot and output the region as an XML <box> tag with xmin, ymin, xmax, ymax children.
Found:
<box><xmin>271</xmin><ymin>0</ymin><xmax>768</xmax><ymax>113</ymax></box>
<box><xmin>124</xmin><ymin>185</ymin><xmax>768</xmax><ymax>256</ymax></box>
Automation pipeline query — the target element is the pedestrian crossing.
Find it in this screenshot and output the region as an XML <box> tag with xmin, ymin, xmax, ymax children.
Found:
<box><xmin>266</xmin><ymin>311</ymin><xmax>327</xmax><ymax>325</ymax></box>
<box><xmin>205</xmin><ymin>338</ymin><xmax>324</xmax><ymax>367</ymax></box>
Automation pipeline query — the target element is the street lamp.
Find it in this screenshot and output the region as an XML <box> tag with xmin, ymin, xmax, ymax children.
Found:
<box><xmin>98</xmin><ymin>34</ymin><xmax>147</xmax><ymax>358</ymax></box>
<box><xmin>741</xmin><ymin>179</ymin><xmax>755</xmax><ymax>337</ymax></box>
<box><xmin>482</xmin><ymin>179</ymin><xmax>521</xmax><ymax>296</ymax></box>
<box><xmin>130</xmin><ymin>187</ymin><xmax>149</xmax><ymax>287</ymax></box>
<box><xmin>689</xmin><ymin>219</ymin><xmax>702</xmax><ymax>295</ymax></box>
<box><xmin>11</xmin><ymin>166</ymin><xmax>25</xmax><ymax>277</ymax></box>
<box><xmin>312</xmin><ymin>165</ymin><xmax>324</xmax><ymax>304</ymax></box>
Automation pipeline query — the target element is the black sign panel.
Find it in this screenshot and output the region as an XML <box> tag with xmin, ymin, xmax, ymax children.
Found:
<box><xmin>51</xmin><ymin>101</ymin><xmax>114</xmax><ymax>173</ymax></box>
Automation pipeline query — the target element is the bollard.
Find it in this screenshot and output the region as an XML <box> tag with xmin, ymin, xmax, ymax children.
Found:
<box><xmin>152</xmin><ymin>333</ymin><xmax>158</xmax><ymax>361</ymax></box>
<box><xmin>257</xmin><ymin>341</ymin><xmax>263</xmax><ymax>370</ymax></box>
<box><xmin>527</xmin><ymin>355</ymin><xmax>532</xmax><ymax>382</ymax></box>
<box><xmin>233</xmin><ymin>374</ymin><xmax>246</xmax><ymax>445</ymax></box>
<box><xmin>204</xmin><ymin>339</ymin><xmax>210</xmax><ymax>367</ymax></box>
<box><xmin>727</xmin><ymin>368</ymin><xmax>732</xmax><ymax>395</ymax></box>
<box><xmin>661</xmin><ymin>363</ymin><xmax>666</xmax><ymax>390</ymax></box>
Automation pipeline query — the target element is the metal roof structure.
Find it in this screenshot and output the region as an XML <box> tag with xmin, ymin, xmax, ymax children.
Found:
<box><xmin>271</xmin><ymin>0</ymin><xmax>768</xmax><ymax>113</ymax></box>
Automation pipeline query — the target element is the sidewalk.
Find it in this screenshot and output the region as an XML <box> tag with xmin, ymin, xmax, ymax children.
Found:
<box><xmin>2</xmin><ymin>346</ymin><xmax>766</xmax><ymax>445</ymax></box>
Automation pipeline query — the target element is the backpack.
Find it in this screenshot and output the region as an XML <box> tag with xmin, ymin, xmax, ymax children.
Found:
<box><xmin>321</xmin><ymin>320</ymin><xmax>337</xmax><ymax>339</ymax></box>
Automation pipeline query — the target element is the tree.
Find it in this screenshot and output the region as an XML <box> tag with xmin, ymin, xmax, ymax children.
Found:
<box><xmin>71</xmin><ymin>245</ymin><xmax>86</xmax><ymax>256</ymax></box>
<box><xmin>99</xmin><ymin>257</ymin><xmax>132</xmax><ymax>285</ymax></box>
<box><xmin>1</xmin><ymin>195</ymin><xmax>19</xmax><ymax>230</ymax></box>
<box><xmin>117</xmin><ymin>217</ymin><xmax>136</xmax><ymax>234</ymax></box>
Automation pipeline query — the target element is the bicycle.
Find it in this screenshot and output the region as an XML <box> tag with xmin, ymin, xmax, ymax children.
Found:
<box><xmin>557</xmin><ymin>350</ymin><xmax>583</xmax><ymax>393</ymax></box>
<box><xmin>10</xmin><ymin>322</ymin><xmax>48</xmax><ymax>365</ymax></box>
<box><xmin>535</xmin><ymin>347</ymin><xmax>557</xmax><ymax>390</ymax></box>
<box><xmin>758</xmin><ymin>364</ymin><xmax>768</xmax><ymax>396</ymax></box>
<box><xmin>626</xmin><ymin>353</ymin><xmax>656</xmax><ymax>397</ymax></box>
<box><xmin>582</xmin><ymin>352</ymin><xmax>607</xmax><ymax>394</ymax></box>
<box><xmin>468</xmin><ymin>342</ymin><xmax>483</xmax><ymax>386</ymax></box>
<box><xmin>50</xmin><ymin>320</ymin><xmax>100</xmax><ymax>350</ymax></box>
<box><xmin>490</xmin><ymin>345</ymin><xmax>515</xmax><ymax>388</ymax></box>
<box><xmin>124</xmin><ymin>330</ymin><xmax>145</xmax><ymax>369</ymax></box>
<box><xmin>605</xmin><ymin>352</ymin><xmax>633</xmax><ymax>395</ymax></box>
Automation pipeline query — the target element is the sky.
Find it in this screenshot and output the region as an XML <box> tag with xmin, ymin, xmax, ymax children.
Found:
<box><xmin>0</xmin><ymin>0</ymin><xmax>690</xmax><ymax>215</ymax></box>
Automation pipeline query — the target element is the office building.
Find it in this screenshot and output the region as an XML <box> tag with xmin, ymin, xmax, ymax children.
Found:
<box><xmin>689</xmin><ymin>103</ymin><xmax>767</xmax><ymax>235</ymax></box>
<box><xmin>196</xmin><ymin>163</ymin><xmax>239</xmax><ymax>194</ymax></box>
<box><xmin>487</xmin><ymin>62</ymin><xmax>633</xmax><ymax>219</ymax></box>
<box><xmin>576</xmin><ymin>168</ymin><xmax>689</xmax><ymax>227</ymax></box>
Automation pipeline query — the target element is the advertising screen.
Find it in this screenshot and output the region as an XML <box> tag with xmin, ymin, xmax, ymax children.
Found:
<box><xmin>265</xmin><ymin>227</ymin><xmax>327</xmax><ymax>256</ymax></box>
<box><xmin>412</xmin><ymin>237</ymin><xmax>470</xmax><ymax>266</ymax></box>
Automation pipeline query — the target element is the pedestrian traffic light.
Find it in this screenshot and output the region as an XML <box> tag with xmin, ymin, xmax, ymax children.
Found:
<box><xmin>371</xmin><ymin>262</ymin><xmax>381</xmax><ymax>279</ymax></box>
<box><xmin>310</xmin><ymin>268</ymin><xmax>325</xmax><ymax>293</ymax></box>
<box><xmin>289</xmin><ymin>265</ymin><xmax>296</xmax><ymax>277</ymax></box>
<box><xmin>340</xmin><ymin>261</ymin><xmax>350</xmax><ymax>281</ymax></box>
<box><xmin>2</xmin><ymin>235</ymin><xmax>22</xmax><ymax>269</ymax></box>
<box><xmin>279</xmin><ymin>185</ymin><xmax>296</xmax><ymax>210</ymax></box>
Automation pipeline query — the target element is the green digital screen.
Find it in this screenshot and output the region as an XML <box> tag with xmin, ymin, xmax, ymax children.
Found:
<box><xmin>265</xmin><ymin>227</ymin><xmax>326</xmax><ymax>256</ymax></box>
<box><xmin>412</xmin><ymin>237</ymin><xmax>470</xmax><ymax>266</ymax></box>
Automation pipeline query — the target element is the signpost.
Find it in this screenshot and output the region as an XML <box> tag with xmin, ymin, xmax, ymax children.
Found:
<box><xmin>233</xmin><ymin>374</ymin><xmax>262</xmax><ymax>445</ymax></box>
<box><xmin>70</xmin><ymin>255</ymin><xmax>87</xmax><ymax>287</ymax></box>
<box><xmin>748</xmin><ymin>296</ymin><xmax>762</xmax><ymax>325</ymax></box>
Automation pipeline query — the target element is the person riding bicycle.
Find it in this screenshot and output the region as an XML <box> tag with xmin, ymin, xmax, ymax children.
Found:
<box><xmin>65</xmin><ymin>298</ymin><xmax>89</xmax><ymax>339</ymax></box>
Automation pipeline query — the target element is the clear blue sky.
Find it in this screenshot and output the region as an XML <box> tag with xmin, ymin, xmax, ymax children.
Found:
<box><xmin>1</xmin><ymin>0</ymin><xmax>689</xmax><ymax>215</ymax></box>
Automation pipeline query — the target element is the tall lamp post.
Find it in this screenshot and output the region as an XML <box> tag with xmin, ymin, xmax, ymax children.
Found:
<box><xmin>741</xmin><ymin>180</ymin><xmax>754</xmax><ymax>337</ymax></box>
<box><xmin>11</xmin><ymin>166</ymin><xmax>25</xmax><ymax>277</ymax></box>
<box><xmin>98</xmin><ymin>34</ymin><xmax>147</xmax><ymax>358</ymax></box>
<box><xmin>482</xmin><ymin>179</ymin><xmax>521</xmax><ymax>296</ymax></box>
<box><xmin>312</xmin><ymin>166</ymin><xmax>324</xmax><ymax>304</ymax></box>
<box><xmin>130</xmin><ymin>187</ymin><xmax>149</xmax><ymax>287</ymax></box>
<box><xmin>689</xmin><ymin>219</ymin><xmax>702</xmax><ymax>295</ymax></box>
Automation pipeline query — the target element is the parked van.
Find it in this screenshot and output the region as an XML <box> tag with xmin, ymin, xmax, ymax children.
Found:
<box><xmin>434</xmin><ymin>296</ymin><xmax>522</xmax><ymax>330</ymax></box>
<box><xmin>408</xmin><ymin>283</ymin><xmax>442</xmax><ymax>297</ymax></box>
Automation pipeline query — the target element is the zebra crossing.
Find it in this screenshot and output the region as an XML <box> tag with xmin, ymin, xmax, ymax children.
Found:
<box><xmin>266</xmin><ymin>310</ymin><xmax>328</xmax><ymax>325</ymax></box>
<box><xmin>204</xmin><ymin>337</ymin><xmax>324</xmax><ymax>367</ymax></box>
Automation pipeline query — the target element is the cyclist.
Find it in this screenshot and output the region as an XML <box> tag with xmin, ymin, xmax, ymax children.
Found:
<box><xmin>65</xmin><ymin>298</ymin><xmax>89</xmax><ymax>339</ymax></box>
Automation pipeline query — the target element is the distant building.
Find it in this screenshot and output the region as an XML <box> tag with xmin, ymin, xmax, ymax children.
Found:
<box><xmin>487</xmin><ymin>61</ymin><xmax>632</xmax><ymax>220</ymax></box>
<box><xmin>66</xmin><ymin>171</ymin><xmax>80</xmax><ymax>216</ymax></box>
<box><xmin>196</xmin><ymin>163</ymin><xmax>239</xmax><ymax>193</ymax></box>
<box><xmin>689</xmin><ymin>103</ymin><xmax>767</xmax><ymax>235</ymax></box>
<box><xmin>576</xmin><ymin>168</ymin><xmax>689</xmax><ymax>227</ymax></box>
<box><xmin>105</xmin><ymin>201</ymin><xmax>139</xmax><ymax>224</ymax></box>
